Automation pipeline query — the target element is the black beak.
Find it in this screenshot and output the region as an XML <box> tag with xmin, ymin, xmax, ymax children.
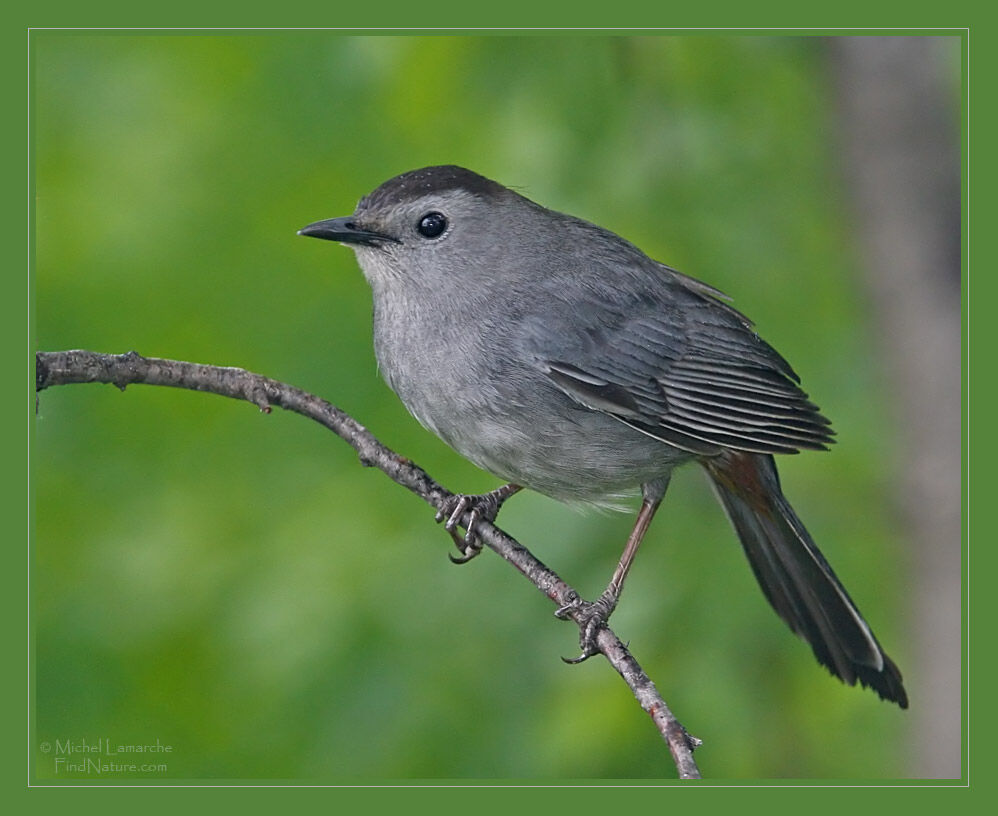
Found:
<box><xmin>297</xmin><ymin>216</ymin><xmax>397</xmax><ymax>246</ymax></box>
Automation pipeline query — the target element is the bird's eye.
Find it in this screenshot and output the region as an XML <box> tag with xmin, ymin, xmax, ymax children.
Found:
<box><xmin>417</xmin><ymin>211</ymin><xmax>448</xmax><ymax>239</ymax></box>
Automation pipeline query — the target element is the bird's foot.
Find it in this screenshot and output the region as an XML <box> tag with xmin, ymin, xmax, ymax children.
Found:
<box><xmin>554</xmin><ymin>589</ymin><xmax>619</xmax><ymax>663</ymax></box>
<box><xmin>435</xmin><ymin>483</ymin><xmax>521</xmax><ymax>563</ymax></box>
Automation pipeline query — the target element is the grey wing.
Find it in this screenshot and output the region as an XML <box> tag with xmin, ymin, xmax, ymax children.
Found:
<box><xmin>520</xmin><ymin>282</ymin><xmax>835</xmax><ymax>457</ymax></box>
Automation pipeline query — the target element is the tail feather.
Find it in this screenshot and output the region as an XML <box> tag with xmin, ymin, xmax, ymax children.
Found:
<box><xmin>703</xmin><ymin>451</ymin><xmax>908</xmax><ymax>708</ymax></box>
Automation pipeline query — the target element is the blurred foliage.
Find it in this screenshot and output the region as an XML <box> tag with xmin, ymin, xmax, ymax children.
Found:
<box><xmin>33</xmin><ymin>33</ymin><xmax>914</xmax><ymax>779</ymax></box>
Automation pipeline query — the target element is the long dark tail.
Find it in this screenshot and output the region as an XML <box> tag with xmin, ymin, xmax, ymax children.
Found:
<box><xmin>703</xmin><ymin>451</ymin><xmax>908</xmax><ymax>708</ymax></box>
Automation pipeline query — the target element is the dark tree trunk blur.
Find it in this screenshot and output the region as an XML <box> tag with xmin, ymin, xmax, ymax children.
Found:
<box><xmin>830</xmin><ymin>36</ymin><xmax>961</xmax><ymax>779</ymax></box>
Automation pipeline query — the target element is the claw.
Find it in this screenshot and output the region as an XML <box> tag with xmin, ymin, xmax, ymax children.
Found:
<box><xmin>555</xmin><ymin>592</ymin><xmax>616</xmax><ymax>662</ymax></box>
<box><xmin>434</xmin><ymin>484</ymin><xmax>521</xmax><ymax>562</ymax></box>
<box><xmin>446</xmin><ymin>525</ymin><xmax>483</xmax><ymax>564</ymax></box>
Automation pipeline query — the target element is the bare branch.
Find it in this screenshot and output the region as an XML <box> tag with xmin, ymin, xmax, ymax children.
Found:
<box><xmin>35</xmin><ymin>349</ymin><xmax>702</xmax><ymax>779</ymax></box>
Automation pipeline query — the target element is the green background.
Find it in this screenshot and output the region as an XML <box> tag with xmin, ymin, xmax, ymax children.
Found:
<box><xmin>31</xmin><ymin>33</ymin><xmax>955</xmax><ymax>780</ymax></box>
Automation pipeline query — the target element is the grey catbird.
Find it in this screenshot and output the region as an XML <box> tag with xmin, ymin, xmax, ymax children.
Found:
<box><xmin>299</xmin><ymin>165</ymin><xmax>908</xmax><ymax>708</ymax></box>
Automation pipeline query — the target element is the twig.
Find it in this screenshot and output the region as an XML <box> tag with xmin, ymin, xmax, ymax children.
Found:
<box><xmin>35</xmin><ymin>349</ymin><xmax>702</xmax><ymax>779</ymax></box>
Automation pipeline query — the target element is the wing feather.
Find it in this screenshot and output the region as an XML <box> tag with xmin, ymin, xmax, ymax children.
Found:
<box><xmin>521</xmin><ymin>267</ymin><xmax>833</xmax><ymax>456</ymax></box>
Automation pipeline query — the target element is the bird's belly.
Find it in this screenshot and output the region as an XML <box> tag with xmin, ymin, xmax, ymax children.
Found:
<box><xmin>398</xmin><ymin>375</ymin><xmax>691</xmax><ymax>505</ymax></box>
<box><xmin>374</xmin><ymin>312</ymin><xmax>691</xmax><ymax>504</ymax></box>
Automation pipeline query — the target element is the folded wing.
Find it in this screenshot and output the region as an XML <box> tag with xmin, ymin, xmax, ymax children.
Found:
<box><xmin>524</xmin><ymin>269</ymin><xmax>835</xmax><ymax>456</ymax></box>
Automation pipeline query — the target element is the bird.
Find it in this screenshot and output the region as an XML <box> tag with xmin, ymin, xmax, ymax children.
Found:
<box><xmin>299</xmin><ymin>164</ymin><xmax>908</xmax><ymax>708</ymax></box>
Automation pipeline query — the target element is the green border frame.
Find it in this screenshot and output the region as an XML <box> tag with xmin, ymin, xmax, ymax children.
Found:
<box><xmin>11</xmin><ymin>15</ymin><xmax>984</xmax><ymax>802</ymax></box>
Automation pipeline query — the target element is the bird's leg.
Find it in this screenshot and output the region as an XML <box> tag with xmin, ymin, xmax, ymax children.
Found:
<box><xmin>556</xmin><ymin>478</ymin><xmax>669</xmax><ymax>662</ymax></box>
<box><xmin>436</xmin><ymin>483</ymin><xmax>522</xmax><ymax>563</ymax></box>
